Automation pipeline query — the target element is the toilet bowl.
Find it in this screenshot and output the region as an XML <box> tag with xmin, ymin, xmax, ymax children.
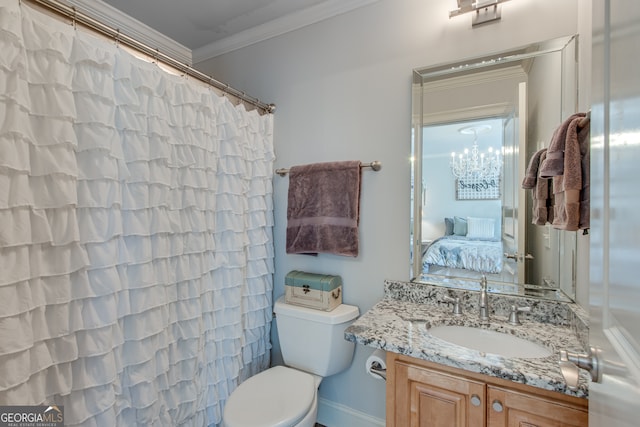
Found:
<box><xmin>222</xmin><ymin>366</ymin><xmax>321</xmax><ymax>427</ymax></box>
<box><xmin>222</xmin><ymin>297</ymin><xmax>359</xmax><ymax>427</ymax></box>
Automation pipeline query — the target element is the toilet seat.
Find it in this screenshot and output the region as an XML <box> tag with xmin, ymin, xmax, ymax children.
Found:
<box><xmin>223</xmin><ymin>365</ymin><xmax>316</xmax><ymax>427</ymax></box>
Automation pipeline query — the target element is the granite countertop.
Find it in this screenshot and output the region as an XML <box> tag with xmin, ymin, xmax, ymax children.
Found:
<box><xmin>345</xmin><ymin>280</ymin><xmax>590</xmax><ymax>399</ymax></box>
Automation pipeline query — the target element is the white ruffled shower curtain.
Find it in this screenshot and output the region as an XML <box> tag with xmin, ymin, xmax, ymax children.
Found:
<box><xmin>0</xmin><ymin>1</ymin><xmax>274</xmax><ymax>425</ymax></box>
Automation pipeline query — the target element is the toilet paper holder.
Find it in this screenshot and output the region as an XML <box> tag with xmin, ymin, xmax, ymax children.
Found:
<box><xmin>369</xmin><ymin>361</ymin><xmax>387</xmax><ymax>381</ymax></box>
<box><xmin>366</xmin><ymin>349</ymin><xmax>387</xmax><ymax>381</ymax></box>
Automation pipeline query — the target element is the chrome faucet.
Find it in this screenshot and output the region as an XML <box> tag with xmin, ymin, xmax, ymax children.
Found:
<box><xmin>479</xmin><ymin>275</ymin><xmax>490</xmax><ymax>322</ymax></box>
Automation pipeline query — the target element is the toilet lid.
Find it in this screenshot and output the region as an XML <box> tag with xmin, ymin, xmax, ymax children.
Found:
<box><xmin>223</xmin><ymin>366</ymin><xmax>316</xmax><ymax>427</ymax></box>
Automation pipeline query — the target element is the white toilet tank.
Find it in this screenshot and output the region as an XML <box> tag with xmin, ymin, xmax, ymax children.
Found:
<box><xmin>274</xmin><ymin>296</ymin><xmax>359</xmax><ymax>377</ymax></box>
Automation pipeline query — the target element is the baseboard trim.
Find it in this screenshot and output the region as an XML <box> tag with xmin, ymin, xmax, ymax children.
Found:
<box><xmin>317</xmin><ymin>397</ymin><xmax>385</xmax><ymax>427</ymax></box>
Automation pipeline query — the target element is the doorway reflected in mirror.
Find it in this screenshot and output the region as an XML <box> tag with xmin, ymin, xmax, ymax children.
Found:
<box><xmin>420</xmin><ymin>118</ymin><xmax>516</xmax><ymax>287</ymax></box>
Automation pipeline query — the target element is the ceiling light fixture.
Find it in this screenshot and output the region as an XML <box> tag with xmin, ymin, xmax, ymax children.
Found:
<box><xmin>450</xmin><ymin>124</ymin><xmax>502</xmax><ymax>179</ymax></box>
<box><xmin>449</xmin><ymin>0</ymin><xmax>512</xmax><ymax>27</ymax></box>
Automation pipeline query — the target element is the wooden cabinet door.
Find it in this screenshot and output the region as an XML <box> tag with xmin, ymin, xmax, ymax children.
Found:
<box><xmin>487</xmin><ymin>386</ymin><xmax>588</xmax><ymax>427</ymax></box>
<box><xmin>391</xmin><ymin>361</ymin><xmax>485</xmax><ymax>427</ymax></box>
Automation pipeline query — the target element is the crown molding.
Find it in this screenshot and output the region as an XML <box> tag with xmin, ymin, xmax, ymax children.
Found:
<box><xmin>65</xmin><ymin>0</ymin><xmax>193</xmax><ymax>65</ymax></box>
<box><xmin>419</xmin><ymin>103</ymin><xmax>512</xmax><ymax>126</ymax></box>
<box><xmin>421</xmin><ymin>65</ymin><xmax>526</xmax><ymax>92</ymax></box>
<box><xmin>193</xmin><ymin>0</ymin><xmax>380</xmax><ymax>64</ymax></box>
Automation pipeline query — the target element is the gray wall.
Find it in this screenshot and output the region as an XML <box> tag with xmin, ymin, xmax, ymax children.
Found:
<box><xmin>197</xmin><ymin>0</ymin><xmax>589</xmax><ymax>424</ymax></box>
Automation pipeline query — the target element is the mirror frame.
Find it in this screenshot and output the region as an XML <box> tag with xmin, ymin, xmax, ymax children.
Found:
<box><xmin>410</xmin><ymin>35</ymin><xmax>579</xmax><ymax>302</ymax></box>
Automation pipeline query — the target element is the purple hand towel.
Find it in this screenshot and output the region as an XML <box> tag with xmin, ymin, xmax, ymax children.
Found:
<box><xmin>535</xmin><ymin>151</ymin><xmax>555</xmax><ymax>226</ymax></box>
<box><xmin>539</xmin><ymin>112</ymin><xmax>586</xmax><ymax>179</ymax></box>
<box><xmin>522</xmin><ymin>148</ymin><xmax>554</xmax><ymax>225</ymax></box>
<box><xmin>286</xmin><ymin>161</ymin><xmax>361</xmax><ymax>257</ymax></box>
<box><xmin>539</xmin><ymin>113</ymin><xmax>590</xmax><ymax>231</ymax></box>
<box><xmin>522</xmin><ymin>148</ymin><xmax>546</xmax><ymax>189</ymax></box>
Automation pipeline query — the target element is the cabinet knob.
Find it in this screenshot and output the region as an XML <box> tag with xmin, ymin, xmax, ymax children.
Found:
<box><xmin>492</xmin><ymin>400</ymin><xmax>504</xmax><ymax>412</ymax></box>
<box><xmin>470</xmin><ymin>394</ymin><xmax>481</xmax><ymax>407</ymax></box>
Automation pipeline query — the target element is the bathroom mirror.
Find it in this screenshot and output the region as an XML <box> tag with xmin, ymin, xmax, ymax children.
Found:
<box><xmin>411</xmin><ymin>35</ymin><xmax>578</xmax><ymax>302</ymax></box>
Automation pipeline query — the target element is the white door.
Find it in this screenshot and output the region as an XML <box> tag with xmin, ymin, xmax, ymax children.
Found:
<box><xmin>501</xmin><ymin>82</ymin><xmax>527</xmax><ymax>284</ymax></box>
<box><xmin>589</xmin><ymin>0</ymin><xmax>640</xmax><ymax>424</ymax></box>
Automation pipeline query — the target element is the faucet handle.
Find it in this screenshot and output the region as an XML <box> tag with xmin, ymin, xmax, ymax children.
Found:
<box><xmin>508</xmin><ymin>305</ymin><xmax>531</xmax><ymax>325</ymax></box>
<box><xmin>442</xmin><ymin>295</ymin><xmax>463</xmax><ymax>316</ymax></box>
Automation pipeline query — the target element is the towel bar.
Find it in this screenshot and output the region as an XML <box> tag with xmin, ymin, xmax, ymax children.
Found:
<box><xmin>275</xmin><ymin>160</ymin><xmax>382</xmax><ymax>177</ymax></box>
<box><xmin>578</xmin><ymin>110</ymin><xmax>590</xmax><ymax>128</ymax></box>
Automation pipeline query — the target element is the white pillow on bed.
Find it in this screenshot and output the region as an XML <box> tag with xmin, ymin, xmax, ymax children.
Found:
<box><xmin>466</xmin><ymin>217</ymin><xmax>495</xmax><ymax>239</ymax></box>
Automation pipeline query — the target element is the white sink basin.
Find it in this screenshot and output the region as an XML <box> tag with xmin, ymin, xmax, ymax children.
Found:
<box><xmin>428</xmin><ymin>325</ymin><xmax>552</xmax><ymax>359</ymax></box>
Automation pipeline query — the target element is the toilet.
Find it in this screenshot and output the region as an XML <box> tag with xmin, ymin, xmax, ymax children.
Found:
<box><xmin>222</xmin><ymin>296</ymin><xmax>360</xmax><ymax>427</ymax></box>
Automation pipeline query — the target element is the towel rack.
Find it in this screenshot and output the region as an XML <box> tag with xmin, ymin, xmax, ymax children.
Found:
<box><xmin>578</xmin><ymin>111</ymin><xmax>590</xmax><ymax>128</ymax></box>
<box><xmin>275</xmin><ymin>161</ymin><xmax>382</xmax><ymax>177</ymax></box>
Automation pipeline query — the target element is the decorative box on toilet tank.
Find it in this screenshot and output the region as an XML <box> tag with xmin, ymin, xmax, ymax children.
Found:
<box><xmin>284</xmin><ymin>270</ymin><xmax>342</xmax><ymax>311</ymax></box>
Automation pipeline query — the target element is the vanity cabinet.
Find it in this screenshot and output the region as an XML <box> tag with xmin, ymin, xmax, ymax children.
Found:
<box><xmin>387</xmin><ymin>353</ymin><xmax>587</xmax><ymax>427</ymax></box>
<box><xmin>487</xmin><ymin>386</ymin><xmax>587</xmax><ymax>427</ymax></box>
<box><xmin>388</xmin><ymin>355</ymin><xmax>485</xmax><ymax>426</ymax></box>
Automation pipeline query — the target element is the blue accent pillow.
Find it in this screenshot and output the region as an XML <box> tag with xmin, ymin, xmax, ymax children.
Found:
<box><xmin>444</xmin><ymin>217</ymin><xmax>454</xmax><ymax>235</ymax></box>
<box><xmin>453</xmin><ymin>216</ymin><xmax>467</xmax><ymax>236</ymax></box>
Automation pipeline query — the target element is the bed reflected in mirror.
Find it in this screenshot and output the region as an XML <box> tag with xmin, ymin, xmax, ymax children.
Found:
<box><xmin>411</xmin><ymin>35</ymin><xmax>579</xmax><ymax>302</ymax></box>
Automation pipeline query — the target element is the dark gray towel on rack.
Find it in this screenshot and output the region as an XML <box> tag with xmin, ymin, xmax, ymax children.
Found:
<box><xmin>286</xmin><ymin>160</ymin><xmax>361</xmax><ymax>257</ymax></box>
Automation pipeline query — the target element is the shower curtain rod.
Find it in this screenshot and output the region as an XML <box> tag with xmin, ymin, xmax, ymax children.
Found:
<box><xmin>25</xmin><ymin>0</ymin><xmax>276</xmax><ymax>114</ymax></box>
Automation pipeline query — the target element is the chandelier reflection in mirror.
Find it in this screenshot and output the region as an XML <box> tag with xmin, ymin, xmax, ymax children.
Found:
<box><xmin>449</xmin><ymin>124</ymin><xmax>502</xmax><ymax>179</ymax></box>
